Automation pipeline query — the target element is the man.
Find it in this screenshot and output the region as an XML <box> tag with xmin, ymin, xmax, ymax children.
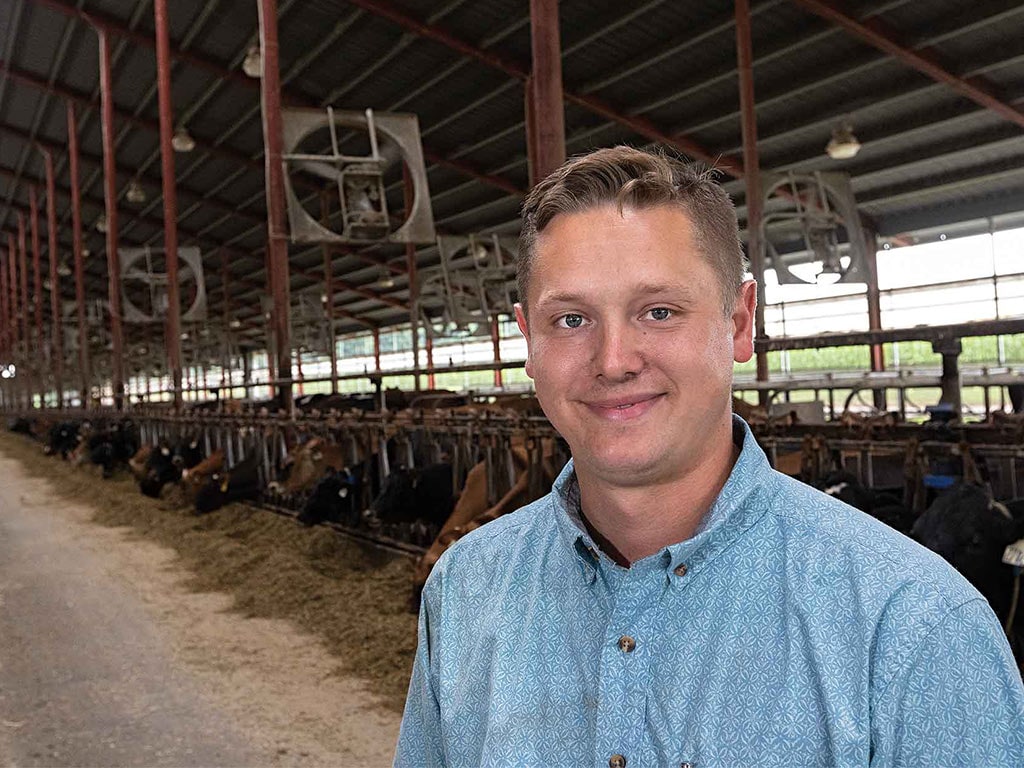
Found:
<box><xmin>395</xmin><ymin>147</ymin><xmax>1024</xmax><ymax>767</ymax></box>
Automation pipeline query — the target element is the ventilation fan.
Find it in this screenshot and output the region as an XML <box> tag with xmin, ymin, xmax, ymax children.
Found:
<box><xmin>416</xmin><ymin>234</ymin><xmax>517</xmax><ymax>338</ymax></box>
<box><xmin>759</xmin><ymin>171</ymin><xmax>869</xmax><ymax>285</ymax></box>
<box><xmin>282</xmin><ymin>107</ymin><xmax>435</xmax><ymax>244</ymax></box>
<box><xmin>119</xmin><ymin>246</ymin><xmax>207</xmax><ymax>323</ymax></box>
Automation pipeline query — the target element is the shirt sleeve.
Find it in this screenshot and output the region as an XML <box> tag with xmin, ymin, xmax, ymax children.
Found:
<box><xmin>393</xmin><ymin>582</ymin><xmax>445</xmax><ymax>768</ymax></box>
<box><xmin>869</xmin><ymin>597</ymin><xmax>1024</xmax><ymax>767</ymax></box>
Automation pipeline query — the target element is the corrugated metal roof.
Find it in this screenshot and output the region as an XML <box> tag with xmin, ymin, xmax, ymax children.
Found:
<box><xmin>0</xmin><ymin>0</ymin><xmax>1021</xmax><ymax>362</ymax></box>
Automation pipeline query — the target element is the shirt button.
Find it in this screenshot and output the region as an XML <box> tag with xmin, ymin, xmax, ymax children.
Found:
<box><xmin>680</xmin><ymin>763</ymin><xmax>695</xmax><ymax>768</ymax></box>
<box><xmin>673</xmin><ymin>563</ymin><xmax>688</xmax><ymax>577</ymax></box>
<box><xmin>609</xmin><ymin>755</ymin><xmax>627</xmax><ymax>768</ymax></box>
<box><xmin>617</xmin><ymin>635</ymin><xmax>636</xmax><ymax>653</ymax></box>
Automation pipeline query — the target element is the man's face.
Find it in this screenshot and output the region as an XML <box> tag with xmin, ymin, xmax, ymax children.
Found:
<box><xmin>515</xmin><ymin>204</ymin><xmax>756</xmax><ymax>489</ymax></box>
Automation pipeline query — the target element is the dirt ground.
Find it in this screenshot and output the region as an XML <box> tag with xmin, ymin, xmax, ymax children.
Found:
<box><xmin>0</xmin><ymin>431</ymin><xmax>417</xmax><ymax>766</ymax></box>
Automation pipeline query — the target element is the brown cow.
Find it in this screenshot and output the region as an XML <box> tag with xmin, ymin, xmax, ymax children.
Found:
<box><xmin>160</xmin><ymin>449</ymin><xmax>226</xmax><ymax>508</ymax></box>
<box><xmin>128</xmin><ymin>444</ymin><xmax>154</xmax><ymax>482</ymax></box>
<box><xmin>411</xmin><ymin>439</ymin><xmax>561</xmax><ymax>605</ymax></box>
<box><xmin>269</xmin><ymin>437</ymin><xmax>348</xmax><ymax>495</ymax></box>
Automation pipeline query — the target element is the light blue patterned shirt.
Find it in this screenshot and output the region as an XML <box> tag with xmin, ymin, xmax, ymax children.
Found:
<box><xmin>396</xmin><ymin>418</ymin><xmax>1024</xmax><ymax>767</ymax></box>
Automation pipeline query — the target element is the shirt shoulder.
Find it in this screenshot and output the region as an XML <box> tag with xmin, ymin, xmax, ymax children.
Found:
<box><xmin>422</xmin><ymin>493</ymin><xmax>558</xmax><ymax>601</ymax></box>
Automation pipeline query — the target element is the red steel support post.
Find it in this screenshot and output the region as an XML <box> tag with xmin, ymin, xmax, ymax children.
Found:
<box><xmin>67</xmin><ymin>102</ymin><xmax>91</xmax><ymax>405</ymax></box>
<box><xmin>7</xmin><ymin>235</ymin><xmax>17</xmax><ymax>357</ymax></box>
<box><xmin>0</xmin><ymin>248</ymin><xmax>8</xmax><ymax>360</ymax></box>
<box><xmin>98</xmin><ymin>30</ymin><xmax>126</xmax><ymax>410</ymax></box>
<box><xmin>863</xmin><ymin>226</ymin><xmax>886</xmax><ymax>410</ymax></box>
<box><xmin>17</xmin><ymin>214</ymin><xmax>29</xmax><ymax>359</ymax></box>
<box><xmin>735</xmin><ymin>0</ymin><xmax>770</xmax><ymax>404</ymax></box>
<box><xmin>15</xmin><ymin>225</ymin><xmax>29</xmax><ymax>408</ymax></box>
<box><xmin>403</xmin><ymin>165</ymin><xmax>420</xmax><ymax>390</ymax></box>
<box><xmin>42</xmin><ymin>149</ymin><xmax>64</xmax><ymax>408</ymax></box>
<box><xmin>425</xmin><ymin>334</ymin><xmax>435</xmax><ymax>390</ymax></box>
<box><xmin>491</xmin><ymin>316</ymin><xmax>503</xmax><ymax>388</ymax></box>
<box><xmin>372</xmin><ymin>328</ymin><xmax>381</xmax><ymax>373</ymax></box>
<box><xmin>526</xmin><ymin>0</ymin><xmax>566</xmax><ymax>185</ymax></box>
<box><xmin>30</xmin><ymin>188</ymin><xmax>43</xmax><ymax>359</ymax></box>
<box><xmin>320</xmin><ymin>194</ymin><xmax>338</xmax><ymax>394</ymax></box>
<box><xmin>154</xmin><ymin>0</ymin><xmax>184</xmax><ymax>412</ymax></box>
<box><xmin>258</xmin><ymin>0</ymin><xmax>293</xmax><ymax>413</ymax></box>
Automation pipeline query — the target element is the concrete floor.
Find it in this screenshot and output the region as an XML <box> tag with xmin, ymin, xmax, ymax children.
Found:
<box><xmin>0</xmin><ymin>476</ymin><xmax>260</xmax><ymax>767</ymax></box>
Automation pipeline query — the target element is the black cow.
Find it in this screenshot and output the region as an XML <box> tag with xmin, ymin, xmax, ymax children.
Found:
<box><xmin>298</xmin><ymin>467</ymin><xmax>363</xmax><ymax>527</ymax></box>
<box><xmin>912</xmin><ymin>484</ymin><xmax>1024</xmax><ymax>661</ymax></box>
<box><xmin>7</xmin><ymin>417</ymin><xmax>34</xmax><ymax>436</ymax></box>
<box><xmin>139</xmin><ymin>437</ymin><xmax>205</xmax><ymax>498</ymax></box>
<box><xmin>45</xmin><ymin>421</ymin><xmax>80</xmax><ymax>458</ymax></box>
<box><xmin>84</xmin><ymin>420</ymin><xmax>140</xmax><ymax>478</ymax></box>
<box><xmin>366</xmin><ymin>462</ymin><xmax>455</xmax><ymax>546</ymax></box>
<box><xmin>816</xmin><ymin>470</ymin><xmax>916</xmax><ymax>534</ymax></box>
<box><xmin>194</xmin><ymin>454</ymin><xmax>261</xmax><ymax>514</ymax></box>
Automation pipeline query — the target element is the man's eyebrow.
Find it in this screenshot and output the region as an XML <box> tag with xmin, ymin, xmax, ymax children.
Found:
<box><xmin>535</xmin><ymin>283</ymin><xmax>698</xmax><ymax>308</ymax></box>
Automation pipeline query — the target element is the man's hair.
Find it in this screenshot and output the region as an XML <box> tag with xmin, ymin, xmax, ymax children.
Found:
<box><xmin>517</xmin><ymin>146</ymin><xmax>747</xmax><ymax>315</ymax></box>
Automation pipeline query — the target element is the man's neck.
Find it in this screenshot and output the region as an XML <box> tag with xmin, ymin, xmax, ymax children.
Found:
<box><xmin>576</xmin><ymin>434</ymin><xmax>740</xmax><ymax>566</ymax></box>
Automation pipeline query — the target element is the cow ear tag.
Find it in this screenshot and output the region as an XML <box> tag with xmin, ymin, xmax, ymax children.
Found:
<box><xmin>338</xmin><ymin>487</ymin><xmax>349</xmax><ymax>498</ymax></box>
<box><xmin>312</xmin><ymin>450</ymin><xmax>323</xmax><ymax>461</ymax></box>
<box><xmin>220</xmin><ymin>475</ymin><xmax>230</xmax><ymax>493</ymax></box>
<box><xmin>161</xmin><ymin>447</ymin><xmax>171</xmax><ymax>456</ymax></box>
<box><xmin>1003</xmin><ymin>539</ymin><xmax>1024</xmax><ymax>567</ymax></box>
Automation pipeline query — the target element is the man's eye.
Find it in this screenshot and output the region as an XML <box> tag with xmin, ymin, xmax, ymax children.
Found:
<box><xmin>647</xmin><ymin>307</ymin><xmax>672</xmax><ymax>321</ymax></box>
<box><xmin>558</xmin><ymin>314</ymin><xmax>584</xmax><ymax>329</ymax></box>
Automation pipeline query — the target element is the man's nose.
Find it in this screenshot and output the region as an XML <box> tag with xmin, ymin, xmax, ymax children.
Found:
<box><xmin>593</xmin><ymin>321</ymin><xmax>644</xmax><ymax>380</ymax></box>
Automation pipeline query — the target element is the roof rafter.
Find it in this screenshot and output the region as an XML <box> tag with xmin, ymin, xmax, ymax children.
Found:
<box><xmin>789</xmin><ymin>0</ymin><xmax>1024</xmax><ymax>130</ymax></box>
<box><xmin>344</xmin><ymin>0</ymin><xmax>744</xmax><ymax>177</ymax></box>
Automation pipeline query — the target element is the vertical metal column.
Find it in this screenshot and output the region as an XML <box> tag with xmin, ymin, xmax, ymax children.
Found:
<box><xmin>425</xmin><ymin>333</ymin><xmax>435</xmax><ymax>389</ymax></box>
<box><xmin>98</xmin><ymin>30</ymin><xmax>126</xmax><ymax>410</ymax></box>
<box><xmin>372</xmin><ymin>328</ymin><xmax>381</xmax><ymax>373</ymax></box>
<box><xmin>735</xmin><ymin>0</ymin><xmax>769</xmax><ymax>404</ymax></box>
<box><xmin>16</xmin><ymin>223</ymin><xmax>29</xmax><ymax>408</ymax></box>
<box><xmin>862</xmin><ymin>226</ymin><xmax>886</xmax><ymax>410</ymax></box>
<box><xmin>403</xmin><ymin>165</ymin><xmax>420</xmax><ymax>390</ymax></box>
<box><xmin>29</xmin><ymin>189</ymin><xmax>43</xmax><ymax>360</ymax></box>
<box><xmin>258</xmin><ymin>0</ymin><xmax>293</xmax><ymax>413</ymax></box>
<box><xmin>320</xmin><ymin>194</ymin><xmax>338</xmax><ymax>394</ymax></box>
<box><xmin>42</xmin><ymin>149</ymin><xmax>64</xmax><ymax>408</ymax></box>
<box><xmin>0</xmin><ymin>247</ymin><xmax>8</xmax><ymax>361</ymax></box>
<box><xmin>154</xmin><ymin>0</ymin><xmax>184</xmax><ymax>412</ymax></box>
<box><xmin>7</xmin><ymin>235</ymin><xmax>17</xmax><ymax>360</ymax></box>
<box><xmin>17</xmin><ymin>214</ymin><xmax>29</xmax><ymax>359</ymax></box>
<box><xmin>526</xmin><ymin>0</ymin><xmax>566</xmax><ymax>186</ymax></box>
<box><xmin>491</xmin><ymin>315</ymin><xmax>503</xmax><ymax>388</ymax></box>
<box><xmin>67</xmin><ymin>102</ymin><xmax>91</xmax><ymax>405</ymax></box>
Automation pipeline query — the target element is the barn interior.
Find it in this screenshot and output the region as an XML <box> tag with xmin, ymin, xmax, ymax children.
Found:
<box><xmin>0</xmin><ymin>0</ymin><xmax>1023</xmax><ymax>653</ymax></box>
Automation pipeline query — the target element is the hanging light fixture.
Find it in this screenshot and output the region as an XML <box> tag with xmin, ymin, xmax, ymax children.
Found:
<box><xmin>377</xmin><ymin>267</ymin><xmax>395</xmax><ymax>289</ymax></box>
<box><xmin>95</xmin><ymin>213</ymin><xmax>108</xmax><ymax>233</ymax></box>
<box><xmin>825</xmin><ymin>124</ymin><xmax>861</xmax><ymax>160</ymax></box>
<box><xmin>57</xmin><ymin>259</ymin><xmax>72</xmax><ymax>277</ymax></box>
<box><xmin>242</xmin><ymin>44</ymin><xmax>262</xmax><ymax>78</ymax></box>
<box><xmin>171</xmin><ymin>126</ymin><xmax>196</xmax><ymax>153</ymax></box>
<box><xmin>125</xmin><ymin>179</ymin><xmax>146</xmax><ymax>204</ymax></box>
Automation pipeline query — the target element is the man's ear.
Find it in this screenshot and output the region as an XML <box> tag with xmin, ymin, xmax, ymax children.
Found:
<box><xmin>514</xmin><ymin>303</ymin><xmax>535</xmax><ymax>379</ymax></box>
<box><xmin>732</xmin><ymin>280</ymin><xmax>757</xmax><ymax>364</ymax></box>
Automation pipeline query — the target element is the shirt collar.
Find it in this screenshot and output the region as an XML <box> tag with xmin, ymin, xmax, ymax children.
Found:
<box><xmin>551</xmin><ymin>415</ymin><xmax>775</xmax><ymax>584</ymax></box>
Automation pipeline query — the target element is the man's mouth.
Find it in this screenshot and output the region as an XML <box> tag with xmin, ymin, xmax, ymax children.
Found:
<box><xmin>584</xmin><ymin>393</ymin><xmax>663</xmax><ymax>419</ymax></box>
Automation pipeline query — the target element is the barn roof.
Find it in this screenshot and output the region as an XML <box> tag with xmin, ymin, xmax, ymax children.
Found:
<box><xmin>0</xmin><ymin>0</ymin><xmax>1022</xmax><ymax>359</ymax></box>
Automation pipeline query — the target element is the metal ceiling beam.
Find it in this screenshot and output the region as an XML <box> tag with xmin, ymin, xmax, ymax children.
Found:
<box><xmin>29</xmin><ymin>0</ymin><xmax>257</xmax><ymax>94</ymax></box>
<box><xmin>0</xmin><ymin>62</ymin><xmax>270</xmax><ymax>178</ymax></box>
<box><xmin>789</xmin><ymin>0</ymin><xmax>1024</xmax><ymax>130</ymax></box>
<box><xmin>27</xmin><ymin>0</ymin><xmax>522</xmax><ymax>200</ymax></box>
<box><xmin>344</xmin><ymin>0</ymin><xmax>744</xmax><ymax>176</ymax></box>
<box><xmin>0</xmin><ymin>120</ymin><xmax>266</xmax><ymax>228</ymax></box>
